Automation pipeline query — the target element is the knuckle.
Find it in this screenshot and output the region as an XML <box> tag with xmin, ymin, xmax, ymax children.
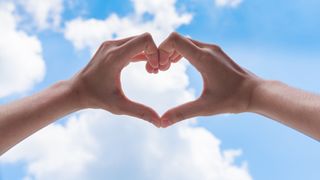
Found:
<box><xmin>161</xmin><ymin>32</ymin><xmax>180</xmax><ymax>52</ymax></box>
<box><xmin>140</xmin><ymin>32</ymin><xmax>157</xmax><ymax>54</ymax></box>
<box><xmin>209</xmin><ymin>44</ymin><xmax>222</xmax><ymax>52</ymax></box>
<box><xmin>197</xmin><ymin>49</ymin><xmax>212</xmax><ymax>61</ymax></box>
<box><xmin>102</xmin><ymin>41</ymin><xmax>112</xmax><ymax>48</ymax></box>
<box><xmin>168</xmin><ymin>32</ymin><xmax>180</xmax><ymax>42</ymax></box>
<box><xmin>141</xmin><ymin>32</ymin><xmax>152</xmax><ymax>42</ymax></box>
<box><xmin>105</xmin><ymin>48</ymin><xmax>119</xmax><ymax>60</ymax></box>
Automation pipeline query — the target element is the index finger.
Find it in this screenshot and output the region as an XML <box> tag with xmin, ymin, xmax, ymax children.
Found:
<box><xmin>117</xmin><ymin>33</ymin><xmax>159</xmax><ymax>68</ymax></box>
<box><xmin>159</xmin><ymin>32</ymin><xmax>203</xmax><ymax>69</ymax></box>
<box><xmin>131</xmin><ymin>52</ymin><xmax>148</xmax><ymax>62</ymax></box>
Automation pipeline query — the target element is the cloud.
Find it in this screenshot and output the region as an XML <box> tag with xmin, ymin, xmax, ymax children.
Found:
<box><xmin>215</xmin><ymin>0</ymin><xmax>243</xmax><ymax>8</ymax></box>
<box><xmin>1</xmin><ymin>0</ymin><xmax>252</xmax><ymax>180</ymax></box>
<box><xmin>16</xmin><ymin>0</ymin><xmax>64</xmax><ymax>30</ymax></box>
<box><xmin>64</xmin><ymin>0</ymin><xmax>192</xmax><ymax>52</ymax></box>
<box><xmin>4</xmin><ymin>111</ymin><xmax>251</xmax><ymax>180</ymax></box>
<box><xmin>0</xmin><ymin>2</ymin><xmax>45</xmax><ymax>98</ymax></box>
<box><xmin>0</xmin><ymin>33</ymin><xmax>250</xmax><ymax>179</ymax></box>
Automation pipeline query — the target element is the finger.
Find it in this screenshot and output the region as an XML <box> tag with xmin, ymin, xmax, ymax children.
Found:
<box><xmin>131</xmin><ymin>52</ymin><xmax>159</xmax><ymax>74</ymax></box>
<box><xmin>145</xmin><ymin>62</ymin><xmax>154</xmax><ymax>73</ymax></box>
<box><xmin>112</xmin><ymin>35</ymin><xmax>137</xmax><ymax>45</ymax></box>
<box><xmin>119</xmin><ymin>99</ymin><xmax>161</xmax><ymax>127</ymax></box>
<box><xmin>159</xmin><ymin>48</ymin><xmax>171</xmax><ymax>65</ymax></box>
<box><xmin>160</xmin><ymin>99</ymin><xmax>205</xmax><ymax>128</ymax></box>
<box><xmin>131</xmin><ymin>52</ymin><xmax>148</xmax><ymax>62</ymax></box>
<box><xmin>170</xmin><ymin>51</ymin><xmax>182</xmax><ymax>63</ymax></box>
<box><xmin>118</xmin><ymin>32</ymin><xmax>159</xmax><ymax>68</ymax></box>
<box><xmin>132</xmin><ymin>52</ymin><xmax>159</xmax><ymax>73</ymax></box>
<box><xmin>168</xmin><ymin>51</ymin><xmax>181</xmax><ymax>63</ymax></box>
<box><xmin>145</xmin><ymin>50</ymin><xmax>159</xmax><ymax>69</ymax></box>
<box><xmin>158</xmin><ymin>48</ymin><xmax>182</xmax><ymax>68</ymax></box>
<box><xmin>171</xmin><ymin>54</ymin><xmax>182</xmax><ymax>63</ymax></box>
<box><xmin>186</xmin><ymin>38</ymin><xmax>212</xmax><ymax>48</ymax></box>
<box><xmin>169</xmin><ymin>51</ymin><xmax>180</xmax><ymax>60</ymax></box>
<box><xmin>159</xmin><ymin>62</ymin><xmax>170</xmax><ymax>71</ymax></box>
<box><xmin>187</xmin><ymin>38</ymin><xmax>242</xmax><ymax>72</ymax></box>
<box><xmin>159</xmin><ymin>32</ymin><xmax>203</xmax><ymax>70</ymax></box>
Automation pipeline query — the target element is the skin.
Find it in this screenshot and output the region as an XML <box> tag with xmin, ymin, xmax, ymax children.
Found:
<box><xmin>157</xmin><ymin>32</ymin><xmax>320</xmax><ymax>140</ymax></box>
<box><xmin>0</xmin><ymin>33</ymin><xmax>161</xmax><ymax>155</ymax></box>
<box><xmin>0</xmin><ymin>32</ymin><xmax>319</xmax><ymax>155</ymax></box>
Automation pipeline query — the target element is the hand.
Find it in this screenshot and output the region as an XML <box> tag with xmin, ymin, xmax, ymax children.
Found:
<box><xmin>70</xmin><ymin>33</ymin><xmax>161</xmax><ymax>127</ymax></box>
<box><xmin>158</xmin><ymin>32</ymin><xmax>261</xmax><ymax>127</ymax></box>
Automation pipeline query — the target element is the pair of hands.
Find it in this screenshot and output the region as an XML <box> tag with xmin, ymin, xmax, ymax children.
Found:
<box><xmin>1</xmin><ymin>32</ymin><xmax>318</xmax><ymax>155</ymax></box>
<box><xmin>71</xmin><ymin>32</ymin><xmax>259</xmax><ymax>128</ymax></box>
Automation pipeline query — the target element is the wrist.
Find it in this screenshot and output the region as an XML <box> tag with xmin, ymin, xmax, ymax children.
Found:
<box><xmin>235</xmin><ymin>75</ymin><xmax>265</xmax><ymax>113</ymax></box>
<box><xmin>58</xmin><ymin>79</ymin><xmax>87</xmax><ymax>111</ymax></box>
<box><xmin>246</xmin><ymin>79</ymin><xmax>280</xmax><ymax>113</ymax></box>
<box><xmin>67</xmin><ymin>73</ymin><xmax>103</xmax><ymax>110</ymax></box>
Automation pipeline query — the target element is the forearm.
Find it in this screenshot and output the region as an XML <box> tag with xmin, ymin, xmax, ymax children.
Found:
<box><xmin>0</xmin><ymin>80</ymin><xmax>81</xmax><ymax>154</ymax></box>
<box><xmin>249</xmin><ymin>80</ymin><xmax>320</xmax><ymax>140</ymax></box>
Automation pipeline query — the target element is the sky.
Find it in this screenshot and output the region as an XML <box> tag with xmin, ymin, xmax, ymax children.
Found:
<box><xmin>0</xmin><ymin>0</ymin><xmax>320</xmax><ymax>180</ymax></box>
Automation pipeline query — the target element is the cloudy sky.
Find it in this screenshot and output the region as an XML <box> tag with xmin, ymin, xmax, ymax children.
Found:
<box><xmin>0</xmin><ymin>0</ymin><xmax>319</xmax><ymax>179</ymax></box>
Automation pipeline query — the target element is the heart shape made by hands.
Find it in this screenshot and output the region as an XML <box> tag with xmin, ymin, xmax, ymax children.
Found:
<box><xmin>121</xmin><ymin>58</ymin><xmax>200</xmax><ymax>125</ymax></box>
<box><xmin>117</xmin><ymin>32</ymin><xmax>253</xmax><ymax>128</ymax></box>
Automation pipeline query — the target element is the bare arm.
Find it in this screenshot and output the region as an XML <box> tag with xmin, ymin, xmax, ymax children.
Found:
<box><xmin>0</xmin><ymin>81</ymin><xmax>80</xmax><ymax>154</ymax></box>
<box><xmin>249</xmin><ymin>80</ymin><xmax>320</xmax><ymax>140</ymax></box>
<box><xmin>159</xmin><ymin>32</ymin><xmax>320</xmax><ymax>141</ymax></box>
<box><xmin>0</xmin><ymin>33</ymin><xmax>161</xmax><ymax>155</ymax></box>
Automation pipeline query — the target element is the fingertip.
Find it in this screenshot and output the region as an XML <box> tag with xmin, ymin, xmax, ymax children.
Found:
<box><xmin>119</xmin><ymin>99</ymin><xmax>160</xmax><ymax>127</ymax></box>
<box><xmin>148</xmin><ymin>110</ymin><xmax>161</xmax><ymax>128</ymax></box>
<box><xmin>160</xmin><ymin>117</ymin><xmax>173</xmax><ymax>128</ymax></box>
<box><xmin>160</xmin><ymin>110</ymin><xmax>173</xmax><ymax>128</ymax></box>
<box><xmin>145</xmin><ymin>62</ymin><xmax>154</xmax><ymax>73</ymax></box>
<box><xmin>159</xmin><ymin>62</ymin><xmax>170</xmax><ymax>71</ymax></box>
<box><xmin>160</xmin><ymin>107</ymin><xmax>187</xmax><ymax>127</ymax></box>
<box><xmin>153</xmin><ymin>117</ymin><xmax>161</xmax><ymax>128</ymax></box>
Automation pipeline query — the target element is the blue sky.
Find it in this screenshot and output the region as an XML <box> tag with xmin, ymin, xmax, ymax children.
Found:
<box><xmin>1</xmin><ymin>0</ymin><xmax>320</xmax><ymax>180</ymax></box>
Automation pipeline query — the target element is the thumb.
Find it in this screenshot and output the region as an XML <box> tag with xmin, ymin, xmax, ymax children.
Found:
<box><xmin>118</xmin><ymin>98</ymin><xmax>160</xmax><ymax>127</ymax></box>
<box><xmin>160</xmin><ymin>99</ymin><xmax>205</xmax><ymax>128</ymax></box>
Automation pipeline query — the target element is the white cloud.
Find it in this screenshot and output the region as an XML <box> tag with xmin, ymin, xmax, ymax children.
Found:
<box><xmin>2</xmin><ymin>64</ymin><xmax>251</xmax><ymax>179</ymax></box>
<box><xmin>1</xmin><ymin>0</ymin><xmax>252</xmax><ymax>179</ymax></box>
<box><xmin>0</xmin><ymin>2</ymin><xmax>45</xmax><ymax>98</ymax></box>
<box><xmin>16</xmin><ymin>0</ymin><xmax>64</xmax><ymax>30</ymax></box>
<box><xmin>215</xmin><ymin>0</ymin><xmax>243</xmax><ymax>8</ymax></box>
<box><xmin>64</xmin><ymin>0</ymin><xmax>192</xmax><ymax>52</ymax></box>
